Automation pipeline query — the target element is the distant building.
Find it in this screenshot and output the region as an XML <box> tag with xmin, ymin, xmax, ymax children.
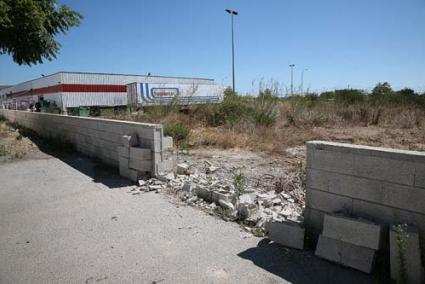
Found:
<box><xmin>0</xmin><ymin>85</ymin><xmax>11</xmax><ymax>91</ymax></box>
<box><xmin>0</xmin><ymin>71</ymin><xmax>223</xmax><ymax>111</ymax></box>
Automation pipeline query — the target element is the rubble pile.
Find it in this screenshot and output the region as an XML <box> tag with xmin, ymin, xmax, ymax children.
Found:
<box><xmin>135</xmin><ymin>150</ymin><xmax>306</xmax><ymax>234</ymax></box>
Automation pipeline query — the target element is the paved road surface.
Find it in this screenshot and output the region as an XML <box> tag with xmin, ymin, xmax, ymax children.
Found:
<box><xmin>0</xmin><ymin>155</ymin><xmax>374</xmax><ymax>284</ymax></box>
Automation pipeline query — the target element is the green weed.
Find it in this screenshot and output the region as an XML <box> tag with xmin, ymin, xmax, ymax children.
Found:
<box><xmin>164</xmin><ymin>122</ymin><xmax>190</xmax><ymax>147</ymax></box>
<box><xmin>233</xmin><ymin>168</ymin><xmax>246</xmax><ymax>196</ymax></box>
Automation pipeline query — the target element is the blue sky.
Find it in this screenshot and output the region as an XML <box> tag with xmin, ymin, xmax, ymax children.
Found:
<box><xmin>0</xmin><ymin>0</ymin><xmax>424</xmax><ymax>94</ymax></box>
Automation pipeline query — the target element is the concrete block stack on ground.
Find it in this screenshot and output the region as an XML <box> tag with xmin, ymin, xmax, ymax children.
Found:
<box><xmin>0</xmin><ymin>110</ymin><xmax>174</xmax><ymax>179</ymax></box>
<box><xmin>117</xmin><ymin>135</ymin><xmax>154</xmax><ymax>182</ymax></box>
<box><xmin>315</xmin><ymin>214</ymin><xmax>383</xmax><ymax>273</ymax></box>
<box><xmin>390</xmin><ymin>225</ymin><xmax>424</xmax><ymax>284</ymax></box>
<box><xmin>265</xmin><ymin>221</ymin><xmax>305</xmax><ymax>249</ymax></box>
<box><xmin>304</xmin><ymin>141</ymin><xmax>425</xmax><ymax>266</ymax></box>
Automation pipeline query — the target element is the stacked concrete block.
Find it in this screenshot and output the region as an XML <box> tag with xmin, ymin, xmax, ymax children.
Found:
<box><xmin>322</xmin><ymin>214</ymin><xmax>383</xmax><ymax>250</ymax></box>
<box><xmin>128</xmin><ymin>147</ymin><xmax>152</xmax><ymax>171</ymax></box>
<box><xmin>157</xmin><ymin>136</ymin><xmax>174</xmax><ymax>174</ymax></box>
<box><xmin>315</xmin><ymin>214</ymin><xmax>383</xmax><ymax>273</ymax></box>
<box><xmin>117</xmin><ymin>135</ymin><xmax>140</xmax><ymax>182</ymax></box>
<box><xmin>265</xmin><ymin>221</ymin><xmax>305</xmax><ymax>250</ymax></box>
<box><xmin>117</xmin><ymin>134</ymin><xmax>154</xmax><ymax>182</ymax></box>
<box><xmin>390</xmin><ymin>225</ymin><xmax>424</xmax><ymax>284</ymax></box>
<box><xmin>315</xmin><ymin>235</ymin><xmax>376</xmax><ymax>273</ymax></box>
<box><xmin>304</xmin><ymin>141</ymin><xmax>425</xmax><ymax>258</ymax></box>
<box><xmin>0</xmin><ymin>110</ymin><xmax>175</xmax><ymax>181</ymax></box>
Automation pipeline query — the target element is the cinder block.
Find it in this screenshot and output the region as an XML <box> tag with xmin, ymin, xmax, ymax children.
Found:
<box><xmin>322</xmin><ymin>214</ymin><xmax>383</xmax><ymax>250</ymax></box>
<box><xmin>306</xmin><ymin>188</ymin><xmax>353</xmax><ymax>214</ymax></box>
<box><xmin>157</xmin><ymin>159</ymin><xmax>174</xmax><ymax>174</ymax></box>
<box><xmin>118</xmin><ymin>156</ymin><xmax>129</xmax><ymax>168</ymax></box>
<box><xmin>353</xmin><ymin>155</ymin><xmax>415</xmax><ymax>186</ymax></box>
<box><xmin>306</xmin><ymin>168</ymin><xmax>329</xmax><ymax>191</ymax></box>
<box><xmin>119</xmin><ymin>165</ymin><xmax>139</xmax><ymax>182</ymax></box>
<box><xmin>352</xmin><ymin>199</ymin><xmax>410</xmax><ymax>226</ymax></box>
<box><xmin>195</xmin><ymin>186</ymin><xmax>213</xmax><ymax>202</ymax></box>
<box><xmin>117</xmin><ymin>146</ymin><xmax>129</xmax><ymax>158</ymax></box>
<box><xmin>304</xmin><ymin>207</ymin><xmax>325</xmax><ymax>233</ymax></box>
<box><xmin>390</xmin><ymin>225</ymin><xmax>424</xmax><ymax>284</ymax></box>
<box><xmin>308</xmin><ymin>149</ymin><xmax>355</xmax><ymax>175</ymax></box>
<box><xmin>212</xmin><ymin>191</ymin><xmax>237</xmax><ymax>205</ymax></box>
<box><xmin>328</xmin><ymin>174</ymin><xmax>382</xmax><ymax>203</ymax></box>
<box><xmin>129</xmin><ymin>147</ymin><xmax>152</xmax><ymax>160</ymax></box>
<box><xmin>315</xmin><ymin>235</ymin><xmax>376</xmax><ymax>273</ymax></box>
<box><xmin>414</xmin><ymin>163</ymin><xmax>425</xmax><ymax>189</ymax></box>
<box><xmin>101</xmin><ymin>131</ymin><xmax>121</xmax><ymax>143</ymax></box>
<box><xmin>381</xmin><ymin>183</ymin><xmax>425</xmax><ymax>214</ymax></box>
<box><xmin>152</xmin><ymin>138</ymin><xmax>161</xmax><ymax>153</ymax></box>
<box><xmin>129</xmin><ymin>158</ymin><xmax>152</xmax><ymax>172</ymax></box>
<box><xmin>163</xmin><ymin>136</ymin><xmax>173</xmax><ymax>150</ymax></box>
<box><xmin>121</xmin><ymin>134</ymin><xmax>138</xmax><ymax>147</ymax></box>
<box><xmin>176</xmin><ymin>163</ymin><xmax>189</xmax><ymax>175</ymax></box>
<box><xmin>266</xmin><ymin>221</ymin><xmax>305</xmax><ymax>249</ymax></box>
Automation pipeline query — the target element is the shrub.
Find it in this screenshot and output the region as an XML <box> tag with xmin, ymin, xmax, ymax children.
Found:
<box><xmin>334</xmin><ymin>89</ymin><xmax>366</xmax><ymax>105</ymax></box>
<box><xmin>164</xmin><ymin>122</ymin><xmax>190</xmax><ymax>146</ymax></box>
<box><xmin>252</xmin><ymin>95</ymin><xmax>278</xmax><ymax>127</ymax></box>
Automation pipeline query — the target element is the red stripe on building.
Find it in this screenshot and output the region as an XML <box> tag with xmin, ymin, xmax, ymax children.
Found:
<box><xmin>62</xmin><ymin>84</ymin><xmax>127</xmax><ymax>93</ymax></box>
<box><xmin>9</xmin><ymin>84</ymin><xmax>127</xmax><ymax>98</ymax></box>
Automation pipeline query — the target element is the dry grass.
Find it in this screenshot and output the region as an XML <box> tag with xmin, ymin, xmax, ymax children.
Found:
<box><xmin>103</xmin><ymin>99</ymin><xmax>425</xmax><ymax>153</ymax></box>
<box><xmin>0</xmin><ymin>120</ymin><xmax>38</xmax><ymax>161</ymax></box>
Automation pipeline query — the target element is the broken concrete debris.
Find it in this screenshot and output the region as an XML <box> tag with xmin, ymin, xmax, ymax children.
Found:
<box><xmin>137</xmin><ymin>178</ymin><xmax>166</xmax><ymax>193</ymax></box>
<box><xmin>121</xmin><ymin>134</ymin><xmax>139</xmax><ymax>147</ymax></box>
<box><xmin>151</xmin><ymin>153</ymin><xmax>305</xmax><ymax>236</ymax></box>
<box><xmin>315</xmin><ymin>214</ymin><xmax>383</xmax><ymax>274</ymax></box>
<box><xmin>129</xmin><ymin>149</ymin><xmax>305</xmax><ymax>239</ymax></box>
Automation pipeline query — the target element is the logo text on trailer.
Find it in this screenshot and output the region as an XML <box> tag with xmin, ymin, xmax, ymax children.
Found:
<box><xmin>151</xmin><ymin>88</ymin><xmax>179</xmax><ymax>97</ymax></box>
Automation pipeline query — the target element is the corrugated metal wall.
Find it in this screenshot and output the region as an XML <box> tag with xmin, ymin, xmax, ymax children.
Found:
<box><xmin>0</xmin><ymin>72</ymin><xmax>215</xmax><ymax>98</ymax></box>
<box><xmin>0</xmin><ymin>74</ymin><xmax>61</xmax><ymax>97</ymax></box>
<box><xmin>62</xmin><ymin>92</ymin><xmax>127</xmax><ymax>107</ymax></box>
<box><xmin>1</xmin><ymin>72</ymin><xmax>221</xmax><ymax>108</ymax></box>
<box><xmin>60</xmin><ymin>72</ymin><xmax>214</xmax><ymax>86</ymax></box>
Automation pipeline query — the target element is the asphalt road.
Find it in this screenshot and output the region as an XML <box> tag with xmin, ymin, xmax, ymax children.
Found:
<box><xmin>0</xmin><ymin>155</ymin><xmax>374</xmax><ymax>284</ymax></box>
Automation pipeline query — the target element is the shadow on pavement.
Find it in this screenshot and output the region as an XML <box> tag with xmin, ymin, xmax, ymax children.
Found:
<box><xmin>60</xmin><ymin>155</ymin><xmax>133</xmax><ymax>189</ymax></box>
<box><xmin>13</xmin><ymin>122</ymin><xmax>133</xmax><ymax>189</ymax></box>
<box><xmin>238</xmin><ymin>239</ymin><xmax>376</xmax><ymax>284</ymax></box>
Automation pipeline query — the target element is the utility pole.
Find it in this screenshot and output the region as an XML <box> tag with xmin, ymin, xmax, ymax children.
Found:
<box><xmin>289</xmin><ymin>64</ymin><xmax>295</xmax><ymax>96</ymax></box>
<box><xmin>225</xmin><ymin>9</ymin><xmax>238</xmax><ymax>93</ymax></box>
<box><xmin>301</xmin><ymin>68</ymin><xmax>308</xmax><ymax>95</ymax></box>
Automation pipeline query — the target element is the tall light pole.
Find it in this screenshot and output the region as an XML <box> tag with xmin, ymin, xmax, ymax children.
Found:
<box><xmin>289</xmin><ymin>64</ymin><xmax>295</xmax><ymax>96</ymax></box>
<box><xmin>225</xmin><ymin>9</ymin><xmax>238</xmax><ymax>93</ymax></box>
<box><xmin>300</xmin><ymin>68</ymin><xmax>308</xmax><ymax>95</ymax></box>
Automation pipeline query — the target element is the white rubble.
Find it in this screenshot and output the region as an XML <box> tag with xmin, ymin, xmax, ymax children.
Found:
<box><xmin>133</xmin><ymin>150</ymin><xmax>305</xmax><ymax>235</ymax></box>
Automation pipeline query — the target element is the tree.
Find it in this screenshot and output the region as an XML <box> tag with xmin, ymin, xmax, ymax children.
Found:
<box><xmin>396</xmin><ymin>88</ymin><xmax>415</xmax><ymax>97</ymax></box>
<box><xmin>372</xmin><ymin>82</ymin><xmax>393</xmax><ymax>96</ymax></box>
<box><xmin>0</xmin><ymin>0</ymin><xmax>82</xmax><ymax>65</ymax></box>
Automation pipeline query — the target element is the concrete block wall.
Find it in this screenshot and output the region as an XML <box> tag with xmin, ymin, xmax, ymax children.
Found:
<box><xmin>305</xmin><ymin>141</ymin><xmax>425</xmax><ymax>252</ymax></box>
<box><xmin>0</xmin><ymin>110</ymin><xmax>173</xmax><ymax>177</ymax></box>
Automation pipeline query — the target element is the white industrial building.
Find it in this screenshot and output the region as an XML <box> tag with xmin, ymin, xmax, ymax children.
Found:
<box><xmin>0</xmin><ymin>71</ymin><xmax>223</xmax><ymax>111</ymax></box>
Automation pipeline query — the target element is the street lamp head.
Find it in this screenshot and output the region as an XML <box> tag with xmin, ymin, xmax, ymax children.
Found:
<box><xmin>225</xmin><ymin>9</ymin><xmax>238</xmax><ymax>15</ymax></box>
<box><xmin>289</xmin><ymin>64</ymin><xmax>295</xmax><ymax>67</ymax></box>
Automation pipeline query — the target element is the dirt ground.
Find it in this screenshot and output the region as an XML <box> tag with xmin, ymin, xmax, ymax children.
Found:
<box><xmin>188</xmin><ymin>125</ymin><xmax>425</xmax><ymax>154</ymax></box>
<box><xmin>0</xmin><ymin>120</ymin><xmax>47</xmax><ymax>163</ymax></box>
